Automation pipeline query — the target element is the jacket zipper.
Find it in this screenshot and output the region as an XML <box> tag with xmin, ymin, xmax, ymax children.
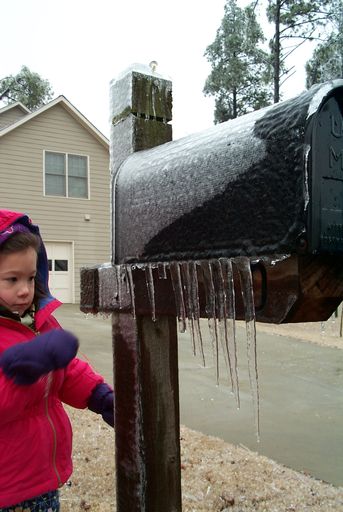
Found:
<box><xmin>44</xmin><ymin>372</ymin><xmax>62</xmax><ymax>487</ymax></box>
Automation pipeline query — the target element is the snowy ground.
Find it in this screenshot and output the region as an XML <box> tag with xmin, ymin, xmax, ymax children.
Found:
<box><xmin>60</xmin><ymin>408</ymin><xmax>343</xmax><ymax>511</ymax></box>
<box><xmin>60</xmin><ymin>316</ymin><xmax>343</xmax><ymax>511</ymax></box>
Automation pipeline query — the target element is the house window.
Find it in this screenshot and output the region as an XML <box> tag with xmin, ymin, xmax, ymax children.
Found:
<box><xmin>55</xmin><ymin>259</ymin><xmax>68</xmax><ymax>271</ymax></box>
<box><xmin>45</xmin><ymin>151</ymin><xmax>88</xmax><ymax>198</ymax></box>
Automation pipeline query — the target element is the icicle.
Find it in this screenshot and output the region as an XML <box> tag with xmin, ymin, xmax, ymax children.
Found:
<box><xmin>211</xmin><ymin>259</ymin><xmax>231</xmax><ymax>385</ymax></box>
<box><xmin>169</xmin><ymin>261</ymin><xmax>186</xmax><ymax>333</ymax></box>
<box><xmin>157</xmin><ymin>261</ymin><xmax>168</xmax><ymax>279</ymax></box>
<box><xmin>115</xmin><ymin>264</ymin><xmax>122</xmax><ymax>307</ymax></box>
<box><xmin>119</xmin><ymin>264</ymin><xmax>129</xmax><ymax>308</ymax></box>
<box><xmin>234</xmin><ymin>256</ymin><xmax>260</xmax><ymax>441</ymax></box>
<box><xmin>125</xmin><ymin>264</ymin><xmax>136</xmax><ymax>319</ymax></box>
<box><xmin>145</xmin><ymin>263</ymin><xmax>156</xmax><ymax>322</ymax></box>
<box><xmin>303</xmin><ymin>144</ymin><xmax>311</xmax><ymax>209</ymax></box>
<box><xmin>211</xmin><ymin>261</ymin><xmax>231</xmax><ymax>382</ymax></box>
<box><xmin>200</xmin><ymin>260</ymin><xmax>219</xmax><ymax>385</ymax></box>
<box><xmin>219</xmin><ymin>258</ymin><xmax>240</xmax><ymax>409</ymax></box>
<box><xmin>190</xmin><ymin>261</ymin><xmax>206</xmax><ymax>367</ymax></box>
<box><xmin>181</xmin><ymin>261</ymin><xmax>196</xmax><ymax>355</ymax></box>
<box><xmin>124</xmin><ymin>266</ymin><xmax>130</xmax><ymax>294</ymax></box>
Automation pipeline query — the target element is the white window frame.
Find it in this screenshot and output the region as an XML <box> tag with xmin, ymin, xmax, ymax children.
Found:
<box><xmin>43</xmin><ymin>150</ymin><xmax>90</xmax><ymax>199</ymax></box>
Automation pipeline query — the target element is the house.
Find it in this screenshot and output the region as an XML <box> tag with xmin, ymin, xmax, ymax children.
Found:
<box><xmin>0</xmin><ymin>96</ymin><xmax>110</xmax><ymax>303</ymax></box>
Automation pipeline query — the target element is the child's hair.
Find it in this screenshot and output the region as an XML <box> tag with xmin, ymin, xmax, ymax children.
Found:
<box><xmin>0</xmin><ymin>231</ymin><xmax>47</xmax><ymax>304</ymax></box>
<box><xmin>0</xmin><ymin>231</ymin><xmax>41</xmax><ymax>255</ymax></box>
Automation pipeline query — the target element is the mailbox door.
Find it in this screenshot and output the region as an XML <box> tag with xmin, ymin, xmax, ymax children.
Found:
<box><xmin>311</xmin><ymin>90</ymin><xmax>343</xmax><ymax>253</ymax></box>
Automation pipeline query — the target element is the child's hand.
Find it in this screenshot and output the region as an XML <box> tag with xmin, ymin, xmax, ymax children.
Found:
<box><xmin>0</xmin><ymin>329</ymin><xmax>79</xmax><ymax>385</ymax></box>
<box><xmin>88</xmin><ymin>383</ymin><xmax>114</xmax><ymax>427</ymax></box>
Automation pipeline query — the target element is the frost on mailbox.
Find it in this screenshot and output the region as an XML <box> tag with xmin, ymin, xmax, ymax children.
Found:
<box><xmin>113</xmin><ymin>80</ymin><xmax>343</xmax><ymax>264</ymax></box>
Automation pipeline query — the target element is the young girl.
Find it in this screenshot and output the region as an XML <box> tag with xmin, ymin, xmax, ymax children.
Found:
<box><xmin>0</xmin><ymin>209</ymin><xmax>114</xmax><ymax>512</ymax></box>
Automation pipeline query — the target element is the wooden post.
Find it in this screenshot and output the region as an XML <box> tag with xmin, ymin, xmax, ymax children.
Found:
<box><xmin>109</xmin><ymin>65</ymin><xmax>180</xmax><ymax>511</ymax></box>
<box><xmin>113</xmin><ymin>313</ymin><xmax>181</xmax><ymax>511</ymax></box>
<box><xmin>110</xmin><ymin>64</ymin><xmax>172</xmax><ymax>263</ymax></box>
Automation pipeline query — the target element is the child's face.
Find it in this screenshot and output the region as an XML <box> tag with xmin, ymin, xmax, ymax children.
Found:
<box><xmin>0</xmin><ymin>247</ymin><xmax>37</xmax><ymax>315</ymax></box>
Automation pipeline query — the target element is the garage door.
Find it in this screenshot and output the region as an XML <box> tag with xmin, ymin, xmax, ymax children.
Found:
<box><xmin>45</xmin><ymin>242</ymin><xmax>73</xmax><ymax>303</ymax></box>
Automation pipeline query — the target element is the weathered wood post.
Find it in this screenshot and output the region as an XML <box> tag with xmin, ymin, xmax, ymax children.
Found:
<box><xmin>110</xmin><ymin>64</ymin><xmax>181</xmax><ymax>511</ymax></box>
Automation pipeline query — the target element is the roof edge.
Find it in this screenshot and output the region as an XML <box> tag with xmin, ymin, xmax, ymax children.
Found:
<box><xmin>0</xmin><ymin>101</ymin><xmax>31</xmax><ymax>115</ymax></box>
<box><xmin>0</xmin><ymin>95</ymin><xmax>109</xmax><ymax>148</ymax></box>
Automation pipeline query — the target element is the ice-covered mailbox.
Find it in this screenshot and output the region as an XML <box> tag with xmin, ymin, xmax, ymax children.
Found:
<box><xmin>83</xmin><ymin>67</ymin><xmax>343</xmax><ymax>324</ymax></box>
<box><xmin>80</xmin><ymin>65</ymin><xmax>343</xmax><ymax>512</ymax></box>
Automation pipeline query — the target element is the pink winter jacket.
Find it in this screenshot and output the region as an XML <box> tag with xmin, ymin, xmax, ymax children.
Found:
<box><xmin>0</xmin><ymin>208</ymin><xmax>105</xmax><ymax>507</ymax></box>
<box><xmin>0</xmin><ymin>302</ymin><xmax>105</xmax><ymax>507</ymax></box>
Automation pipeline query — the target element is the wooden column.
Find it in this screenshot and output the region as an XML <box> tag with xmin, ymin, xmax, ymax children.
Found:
<box><xmin>113</xmin><ymin>313</ymin><xmax>181</xmax><ymax>511</ymax></box>
<box><xmin>109</xmin><ymin>65</ymin><xmax>180</xmax><ymax>511</ymax></box>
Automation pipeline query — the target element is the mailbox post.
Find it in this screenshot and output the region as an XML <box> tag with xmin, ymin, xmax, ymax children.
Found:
<box><xmin>110</xmin><ymin>65</ymin><xmax>181</xmax><ymax>511</ymax></box>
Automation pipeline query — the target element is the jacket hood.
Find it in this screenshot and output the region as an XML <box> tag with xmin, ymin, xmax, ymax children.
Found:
<box><xmin>0</xmin><ymin>210</ymin><xmax>61</xmax><ymax>318</ymax></box>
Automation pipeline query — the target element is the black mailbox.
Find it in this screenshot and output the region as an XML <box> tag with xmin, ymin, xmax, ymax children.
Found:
<box><xmin>82</xmin><ymin>76</ymin><xmax>343</xmax><ymax>324</ymax></box>
<box><xmin>310</xmin><ymin>91</ymin><xmax>343</xmax><ymax>252</ymax></box>
<box><xmin>113</xmin><ymin>80</ymin><xmax>343</xmax><ymax>264</ymax></box>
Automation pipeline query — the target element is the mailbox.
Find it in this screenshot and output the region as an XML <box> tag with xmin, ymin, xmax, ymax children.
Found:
<box><xmin>113</xmin><ymin>80</ymin><xmax>343</xmax><ymax>263</ymax></box>
<box><xmin>83</xmin><ymin>75</ymin><xmax>343</xmax><ymax>324</ymax></box>
<box><xmin>310</xmin><ymin>91</ymin><xmax>343</xmax><ymax>252</ymax></box>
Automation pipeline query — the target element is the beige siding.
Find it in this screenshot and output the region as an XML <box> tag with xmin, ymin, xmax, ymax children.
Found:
<box><xmin>0</xmin><ymin>106</ymin><xmax>28</xmax><ymax>130</ymax></box>
<box><xmin>0</xmin><ymin>104</ymin><xmax>110</xmax><ymax>302</ymax></box>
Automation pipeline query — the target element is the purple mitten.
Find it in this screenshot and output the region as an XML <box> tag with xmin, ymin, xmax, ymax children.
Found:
<box><xmin>88</xmin><ymin>383</ymin><xmax>114</xmax><ymax>427</ymax></box>
<box><xmin>0</xmin><ymin>329</ymin><xmax>79</xmax><ymax>385</ymax></box>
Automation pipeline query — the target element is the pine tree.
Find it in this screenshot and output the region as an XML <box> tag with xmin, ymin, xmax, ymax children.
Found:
<box><xmin>306</xmin><ymin>1</ymin><xmax>343</xmax><ymax>87</ymax></box>
<box><xmin>266</xmin><ymin>0</ymin><xmax>331</xmax><ymax>102</ymax></box>
<box><xmin>0</xmin><ymin>66</ymin><xmax>53</xmax><ymax>111</ymax></box>
<box><xmin>203</xmin><ymin>0</ymin><xmax>272</xmax><ymax>123</ymax></box>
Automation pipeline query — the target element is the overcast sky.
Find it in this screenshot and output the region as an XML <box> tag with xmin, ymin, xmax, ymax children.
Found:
<box><xmin>1</xmin><ymin>0</ymin><xmax>313</xmax><ymax>140</ymax></box>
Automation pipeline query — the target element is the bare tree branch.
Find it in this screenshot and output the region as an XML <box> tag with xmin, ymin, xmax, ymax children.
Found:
<box><xmin>279</xmin><ymin>16</ymin><xmax>330</xmax><ymax>37</ymax></box>
<box><xmin>280</xmin><ymin>38</ymin><xmax>309</xmax><ymax>62</ymax></box>
<box><xmin>280</xmin><ymin>68</ymin><xmax>297</xmax><ymax>87</ymax></box>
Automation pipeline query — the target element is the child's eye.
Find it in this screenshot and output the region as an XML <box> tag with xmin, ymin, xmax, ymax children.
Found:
<box><xmin>6</xmin><ymin>277</ymin><xmax>17</xmax><ymax>283</ymax></box>
<box><xmin>29</xmin><ymin>276</ymin><xmax>36</xmax><ymax>282</ymax></box>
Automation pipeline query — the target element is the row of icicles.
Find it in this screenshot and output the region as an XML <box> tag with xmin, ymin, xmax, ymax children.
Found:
<box><xmin>112</xmin><ymin>257</ymin><xmax>260</xmax><ymax>440</ymax></box>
